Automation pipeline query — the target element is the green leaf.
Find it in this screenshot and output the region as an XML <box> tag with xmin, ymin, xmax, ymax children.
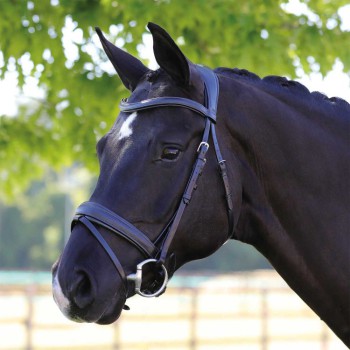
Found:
<box><xmin>0</xmin><ymin>0</ymin><xmax>349</xmax><ymax>199</ymax></box>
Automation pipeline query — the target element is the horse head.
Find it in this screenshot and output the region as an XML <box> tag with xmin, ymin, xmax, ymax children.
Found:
<box><xmin>52</xmin><ymin>23</ymin><xmax>238</xmax><ymax>324</ymax></box>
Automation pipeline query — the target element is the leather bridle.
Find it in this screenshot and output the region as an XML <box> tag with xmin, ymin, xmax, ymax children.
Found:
<box><xmin>72</xmin><ymin>66</ymin><xmax>234</xmax><ymax>299</ymax></box>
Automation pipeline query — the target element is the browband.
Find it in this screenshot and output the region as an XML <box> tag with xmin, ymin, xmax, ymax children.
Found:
<box><xmin>119</xmin><ymin>65</ymin><xmax>218</xmax><ymax>123</ymax></box>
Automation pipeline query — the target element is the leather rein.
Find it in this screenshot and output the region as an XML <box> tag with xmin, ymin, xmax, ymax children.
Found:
<box><xmin>72</xmin><ymin>66</ymin><xmax>234</xmax><ymax>299</ymax></box>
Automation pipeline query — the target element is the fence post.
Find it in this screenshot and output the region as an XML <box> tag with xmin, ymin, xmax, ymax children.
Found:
<box><xmin>261</xmin><ymin>287</ymin><xmax>268</xmax><ymax>350</ymax></box>
<box><xmin>113</xmin><ymin>319</ymin><xmax>121</xmax><ymax>350</ymax></box>
<box><xmin>25</xmin><ymin>285</ymin><xmax>35</xmax><ymax>350</ymax></box>
<box><xmin>321</xmin><ymin>322</ymin><xmax>329</xmax><ymax>350</ymax></box>
<box><xmin>189</xmin><ymin>288</ymin><xmax>198</xmax><ymax>350</ymax></box>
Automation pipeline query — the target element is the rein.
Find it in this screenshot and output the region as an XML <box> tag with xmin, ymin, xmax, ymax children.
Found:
<box><xmin>72</xmin><ymin>65</ymin><xmax>234</xmax><ymax>299</ymax></box>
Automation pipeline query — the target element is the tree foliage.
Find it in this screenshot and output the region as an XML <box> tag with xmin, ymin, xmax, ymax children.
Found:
<box><xmin>0</xmin><ymin>179</ymin><xmax>66</xmax><ymax>269</ymax></box>
<box><xmin>0</xmin><ymin>0</ymin><xmax>349</xmax><ymax>198</ymax></box>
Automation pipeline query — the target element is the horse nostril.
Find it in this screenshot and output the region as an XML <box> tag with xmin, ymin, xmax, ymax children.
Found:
<box><xmin>71</xmin><ymin>270</ymin><xmax>96</xmax><ymax>309</ymax></box>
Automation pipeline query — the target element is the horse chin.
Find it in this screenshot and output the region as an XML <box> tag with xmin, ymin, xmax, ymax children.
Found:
<box><xmin>95</xmin><ymin>298</ymin><xmax>126</xmax><ymax>325</ymax></box>
<box><xmin>65</xmin><ymin>296</ymin><xmax>125</xmax><ymax>325</ymax></box>
<box><xmin>96</xmin><ymin>311</ymin><xmax>122</xmax><ymax>325</ymax></box>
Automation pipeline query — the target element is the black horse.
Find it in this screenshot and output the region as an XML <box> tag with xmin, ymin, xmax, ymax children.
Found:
<box><xmin>52</xmin><ymin>23</ymin><xmax>350</xmax><ymax>346</ymax></box>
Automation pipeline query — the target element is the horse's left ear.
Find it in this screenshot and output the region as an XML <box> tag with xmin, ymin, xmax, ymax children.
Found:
<box><xmin>148</xmin><ymin>22</ymin><xmax>190</xmax><ymax>86</ymax></box>
<box><xmin>96</xmin><ymin>27</ymin><xmax>149</xmax><ymax>91</ymax></box>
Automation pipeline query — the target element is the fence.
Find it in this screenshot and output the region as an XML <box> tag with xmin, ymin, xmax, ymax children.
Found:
<box><xmin>0</xmin><ymin>270</ymin><xmax>347</xmax><ymax>350</ymax></box>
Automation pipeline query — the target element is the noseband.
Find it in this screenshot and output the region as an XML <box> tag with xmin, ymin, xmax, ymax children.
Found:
<box><xmin>72</xmin><ymin>66</ymin><xmax>234</xmax><ymax>299</ymax></box>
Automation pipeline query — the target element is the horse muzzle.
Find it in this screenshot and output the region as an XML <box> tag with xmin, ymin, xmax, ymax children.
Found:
<box><xmin>73</xmin><ymin>202</ymin><xmax>170</xmax><ymax>298</ymax></box>
<box><xmin>52</xmin><ymin>260</ymin><xmax>127</xmax><ymax>324</ymax></box>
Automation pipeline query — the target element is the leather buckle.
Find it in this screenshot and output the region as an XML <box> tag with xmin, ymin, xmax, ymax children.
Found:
<box><xmin>197</xmin><ymin>141</ymin><xmax>209</xmax><ymax>153</ymax></box>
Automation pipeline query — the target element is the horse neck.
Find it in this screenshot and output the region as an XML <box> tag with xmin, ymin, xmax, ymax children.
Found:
<box><xmin>217</xmin><ymin>74</ymin><xmax>350</xmax><ymax>345</ymax></box>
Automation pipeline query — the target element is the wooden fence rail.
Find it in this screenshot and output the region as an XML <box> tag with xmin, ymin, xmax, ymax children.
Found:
<box><xmin>0</xmin><ymin>274</ymin><xmax>347</xmax><ymax>350</ymax></box>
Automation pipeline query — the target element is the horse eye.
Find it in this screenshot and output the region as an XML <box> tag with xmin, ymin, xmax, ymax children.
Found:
<box><xmin>161</xmin><ymin>147</ymin><xmax>181</xmax><ymax>161</ymax></box>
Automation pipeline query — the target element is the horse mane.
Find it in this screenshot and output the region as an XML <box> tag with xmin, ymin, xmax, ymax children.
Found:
<box><xmin>215</xmin><ymin>67</ymin><xmax>350</xmax><ymax>111</ymax></box>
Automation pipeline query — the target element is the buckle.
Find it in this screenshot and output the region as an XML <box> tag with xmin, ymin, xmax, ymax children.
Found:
<box><xmin>197</xmin><ymin>142</ymin><xmax>210</xmax><ymax>153</ymax></box>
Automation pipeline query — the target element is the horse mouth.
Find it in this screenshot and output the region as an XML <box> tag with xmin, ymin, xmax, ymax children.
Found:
<box><xmin>52</xmin><ymin>269</ymin><xmax>126</xmax><ymax>324</ymax></box>
<box><xmin>63</xmin><ymin>296</ymin><xmax>125</xmax><ymax>324</ymax></box>
<box><xmin>96</xmin><ymin>310</ymin><xmax>122</xmax><ymax>325</ymax></box>
<box><xmin>94</xmin><ymin>295</ymin><xmax>127</xmax><ymax>324</ymax></box>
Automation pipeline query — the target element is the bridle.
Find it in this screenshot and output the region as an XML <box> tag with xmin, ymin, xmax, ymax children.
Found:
<box><xmin>72</xmin><ymin>65</ymin><xmax>234</xmax><ymax>299</ymax></box>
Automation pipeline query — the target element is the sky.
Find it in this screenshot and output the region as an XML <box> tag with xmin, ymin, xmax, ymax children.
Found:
<box><xmin>0</xmin><ymin>2</ymin><xmax>349</xmax><ymax>116</ymax></box>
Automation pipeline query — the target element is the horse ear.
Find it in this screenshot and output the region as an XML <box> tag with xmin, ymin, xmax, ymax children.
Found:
<box><xmin>95</xmin><ymin>27</ymin><xmax>149</xmax><ymax>91</ymax></box>
<box><xmin>147</xmin><ymin>22</ymin><xmax>190</xmax><ymax>86</ymax></box>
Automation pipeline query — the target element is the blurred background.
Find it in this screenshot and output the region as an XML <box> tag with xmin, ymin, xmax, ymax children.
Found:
<box><xmin>0</xmin><ymin>0</ymin><xmax>349</xmax><ymax>349</ymax></box>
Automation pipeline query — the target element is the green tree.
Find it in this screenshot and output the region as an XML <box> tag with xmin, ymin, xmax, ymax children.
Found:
<box><xmin>0</xmin><ymin>178</ymin><xmax>66</xmax><ymax>269</ymax></box>
<box><xmin>0</xmin><ymin>0</ymin><xmax>349</xmax><ymax>198</ymax></box>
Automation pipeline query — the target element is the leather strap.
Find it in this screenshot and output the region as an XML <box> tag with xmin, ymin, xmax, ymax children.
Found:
<box><xmin>76</xmin><ymin>216</ymin><xmax>127</xmax><ymax>284</ymax></box>
<box><xmin>211</xmin><ymin>124</ymin><xmax>234</xmax><ymax>238</ymax></box>
<box><xmin>120</xmin><ymin>97</ymin><xmax>216</xmax><ymax>123</ymax></box>
<box><xmin>201</xmin><ymin>65</ymin><xmax>219</xmax><ymax>119</ymax></box>
<box><xmin>74</xmin><ymin>202</ymin><xmax>158</xmax><ymax>258</ymax></box>
<box><xmin>158</xmin><ymin>118</ymin><xmax>211</xmax><ymax>264</ymax></box>
<box><xmin>119</xmin><ymin>66</ymin><xmax>218</xmax><ymax>123</ymax></box>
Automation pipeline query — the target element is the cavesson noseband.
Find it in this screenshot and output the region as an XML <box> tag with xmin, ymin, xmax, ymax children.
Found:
<box><xmin>72</xmin><ymin>66</ymin><xmax>234</xmax><ymax>299</ymax></box>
